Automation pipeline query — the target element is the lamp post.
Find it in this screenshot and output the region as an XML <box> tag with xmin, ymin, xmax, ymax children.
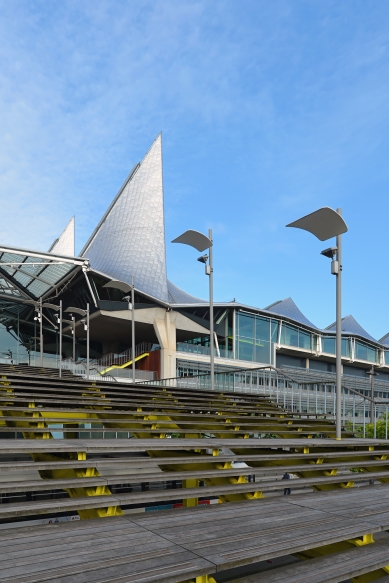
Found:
<box><xmin>172</xmin><ymin>229</ymin><xmax>214</xmax><ymax>391</ymax></box>
<box><xmin>287</xmin><ymin>207</ymin><xmax>348</xmax><ymax>440</ymax></box>
<box><xmin>26</xmin><ymin>299</ymin><xmax>60</xmax><ymax>368</ymax></box>
<box><xmin>366</xmin><ymin>366</ymin><xmax>378</xmax><ymax>427</ymax></box>
<box><xmin>32</xmin><ymin>297</ymin><xmax>43</xmax><ymax>367</ymax></box>
<box><xmin>65</xmin><ymin>305</ymin><xmax>90</xmax><ymax>379</ymax></box>
<box><xmin>42</xmin><ymin>302</ymin><xmax>62</xmax><ymax>376</ymax></box>
<box><xmin>62</xmin><ymin>316</ymin><xmax>76</xmax><ymax>365</ymax></box>
<box><xmin>103</xmin><ymin>278</ymin><xmax>136</xmax><ymax>383</ymax></box>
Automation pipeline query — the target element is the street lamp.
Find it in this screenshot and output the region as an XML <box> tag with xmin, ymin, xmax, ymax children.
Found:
<box><xmin>366</xmin><ymin>367</ymin><xmax>378</xmax><ymax>430</ymax></box>
<box><xmin>286</xmin><ymin>207</ymin><xmax>348</xmax><ymax>440</ymax></box>
<box><xmin>65</xmin><ymin>305</ymin><xmax>90</xmax><ymax>379</ymax></box>
<box><xmin>63</xmin><ymin>316</ymin><xmax>76</xmax><ymax>363</ymax></box>
<box><xmin>43</xmin><ymin>302</ymin><xmax>62</xmax><ymax>377</ymax></box>
<box><xmin>172</xmin><ymin>229</ymin><xmax>214</xmax><ymax>391</ymax></box>
<box><xmin>25</xmin><ymin>298</ymin><xmax>59</xmax><ymax>367</ymax></box>
<box><xmin>103</xmin><ymin>277</ymin><xmax>136</xmax><ymax>383</ymax></box>
<box><xmin>33</xmin><ymin>298</ymin><xmax>43</xmax><ymax>367</ymax></box>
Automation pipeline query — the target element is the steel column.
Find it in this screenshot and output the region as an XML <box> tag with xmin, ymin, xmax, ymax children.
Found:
<box><xmin>335</xmin><ymin>208</ymin><xmax>343</xmax><ymax>439</ymax></box>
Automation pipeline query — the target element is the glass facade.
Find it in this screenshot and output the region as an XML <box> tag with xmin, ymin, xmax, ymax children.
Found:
<box><xmin>279</xmin><ymin>323</ymin><xmax>315</xmax><ymax>351</ymax></box>
<box><xmin>355</xmin><ymin>341</ymin><xmax>377</xmax><ymax>363</ymax></box>
<box><xmin>0</xmin><ymin>323</ymin><xmax>28</xmax><ymax>363</ymax></box>
<box><xmin>322</xmin><ymin>337</ymin><xmax>350</xmax><ymax>358</ymax></box>
<box><xmin>176</xmin><ymin>341</ymin><xmax>233</xmax><ymax>359</ymax></box>
<box><xmin>175</xmin><ymin>307</ymin><xmax>387</xmax><ymax>370</ymax></box>
<box><xmin>235</xmin><ymin>312</ymin><xmax>277</xmax><ymax>365</ymax></box>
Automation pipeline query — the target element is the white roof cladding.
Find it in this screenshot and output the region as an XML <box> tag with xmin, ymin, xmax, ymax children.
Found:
<box><xmin>81</xmin><ymin>134</ymin><xmax>169</xmax><ymax>302</ymax></box>
<box><xmin>48</xmin><ymin>217</ymin><xmax>75</xmax><ymax>256</ymax></box>
<box><xmin>167</xmin><ymin>279</ymin><xmax>206</xmax><ymax>304</ymax></box>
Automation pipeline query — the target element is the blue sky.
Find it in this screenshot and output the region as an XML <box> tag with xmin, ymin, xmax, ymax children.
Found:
<box><xmin>1</xmin><ymin>1</ymin><xmax>389</xmax><ymax>338</ymax></box>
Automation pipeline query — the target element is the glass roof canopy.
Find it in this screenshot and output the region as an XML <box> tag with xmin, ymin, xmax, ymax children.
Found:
<box><xmin>0</xmin><ymin>245</ymin><xmax>87</xmax><ymax>301</ymax></box>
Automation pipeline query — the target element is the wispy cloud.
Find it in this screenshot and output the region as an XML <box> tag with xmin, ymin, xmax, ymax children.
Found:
<box><xmin>1</xmin><ymin>1</ymin><xmax>389</xmax><ymax>336</ymax></box>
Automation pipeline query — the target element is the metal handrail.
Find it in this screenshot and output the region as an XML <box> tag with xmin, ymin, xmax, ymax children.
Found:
<box><xmin>97</xmin><ymin>342</ymin><xmax>155</xmax><ymax>368</ymax></box>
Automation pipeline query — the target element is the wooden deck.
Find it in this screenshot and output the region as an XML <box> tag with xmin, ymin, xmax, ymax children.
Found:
<box><xmin>1</xmin><ymin>486</ymin><xmax>389</xmax><ymax>582</ymax></box>
<box><xmin>1</xmin><ymin>368</ymin><xmax>389</xmax><ymax>580</ymax></box>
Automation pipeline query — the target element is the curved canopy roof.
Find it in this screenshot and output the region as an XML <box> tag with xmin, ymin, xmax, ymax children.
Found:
<box><xmin>0</xmin><ymin>245</ymin><xmax>85</xmax><ymax>301</ymax></box>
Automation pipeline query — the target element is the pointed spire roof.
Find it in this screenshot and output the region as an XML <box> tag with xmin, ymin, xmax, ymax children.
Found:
<box><xmin>265</xmin><ymin>297</ymin><xmax>317</xmax><ymax>328</ymax></box>
<box><xmin>48</xmin><ymin>217</ymin><xmax>75</xmax><ymax>256</ymax></box>
<box><xmin>325</xmin><ymin>315</ymin><xmax>376</xmax><ymax>342</ymax></box>
<box><xmin>81</xmin><ymin>134</ymin><xmax>169</xmax><ymax>302</ymax></box>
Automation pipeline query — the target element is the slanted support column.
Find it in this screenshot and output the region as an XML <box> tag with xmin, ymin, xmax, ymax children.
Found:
<box><xmin>154</xmin><ymin>311</ymin><xmax>177</xmax><ymax>380</ymax></box>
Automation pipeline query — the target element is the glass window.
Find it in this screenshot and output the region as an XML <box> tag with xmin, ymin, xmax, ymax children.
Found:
<box><xmin>341</xmin><ymin>338</ymin><xmax>350</xmax><ymax>358</ymax></box>
<box><xmin>385</xmin><ymin>352</ymin><xmax>389</xmax><ymax>366</ymax></box>
<box><xmin>355</xmin><ymin>341</ymin><xmax>377</xmax><ymax>362</ymax></box>
<box><xmin>238</xmin><ymin>338</ymin><xmax>254</xmax><ymax>361</ymax></box>
<box><xmin>356</xmin><ymin>342</ymin><xmax>367</xmax><ymax>361</ymax></box>
<box><xmin>255</xmin><ymin>317</ymin><xmax>270</xmax><ymax>341</ymax></box>
<box><xmin>271</xmin><ymin>321</ymin><xmax>279</xmax><ymax>342</ymax></box>
<box><xmin>239</xmin><ymin>314</ymin><xmax>254</xmax><ymax>338</ymax></box>
<box><xmin>255</xmin><ymin>340</ymin><xmax>270</xmax><ymax>363</ymax></box>
<box><xmin>299</xmin><ymin>331</ymin><xmax>311</xmax><ymax>350</ymax></box>
<box><xmin>283</xmin><ymin>324</ymin><xmax>299</xmax><ymax>347</ymax></box>
<box><xmin>323</xmin><ymin>337</ymin><xmax>335</xmax><ymax>354</ymax></box>
<box><xmin>367</xmin><ymin>346</ymin><xmax>377</xmax><ymax>363</ymax></box>
<box><xmin>235</xmin><ymin>313</ymin><xmax>274</xmax><ymax>364</ymax></box>
<box><xmin>0</xmin><ymin>323</ymin><xmax>29</xmax><ymax>362</ymax></box>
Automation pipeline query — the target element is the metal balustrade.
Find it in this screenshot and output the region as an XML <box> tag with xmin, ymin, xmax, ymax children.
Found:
<box><xmin>142</xmin><ymin>365</ymin><xmax>389</xmax><ymax>436</ymax></box>
<box><xmin>96</xmin><ymin>342</ymin><xmax>156</xmax><ymax>367</ymax></box>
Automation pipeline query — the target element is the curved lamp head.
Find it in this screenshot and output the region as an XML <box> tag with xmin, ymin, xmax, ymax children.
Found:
<box><xmin>103</xmin><ymin>280</ymin><xmax>133</xmax><ymax>293</ymax></box>
<box><xmin>286</xmin><ymin>207</ymin><xmax>348</xmax><ymax>241</ymax></box>
<box><xmin>64</xmin><ymin>307</ymin><xmax>87</xmax><ymax>317</ymax></box>
<box><xmin>172</xmin><ymin>230</ymin><xmax>212</xmax><ymax>252</ymax></box>
<box><xmin>42</xmin><ymin>303</ymin><xmax>60</xmax><ymax>311</ymax></box>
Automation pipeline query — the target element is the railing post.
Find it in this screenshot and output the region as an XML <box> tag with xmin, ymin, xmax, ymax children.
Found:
<box><xmin>374</xmin><ymin>404</ymin><xmax>377</xmax><ymax>439</ymax></box>
<box><xmin>363</xmin><ymin>400</ymin><xmax>366</xmax><ymax>438</ymax></box>
<box><xmin>343</xmin><ymin>388</ymin><xmax>346</xmax><ymax>427</ymax></box>
<box><xmin>324</xmin><ymin>383</ymin><xmax>327</xmax><ymax>415</ymax></box>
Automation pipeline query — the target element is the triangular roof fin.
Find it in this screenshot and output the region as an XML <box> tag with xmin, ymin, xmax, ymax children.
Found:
<box><xmin>265</xmin><ymin>297</ymin><xmax>317</xmax><ymax>328</ymax></box>
<box><xmin>48</xmin><ymin>217</ymin><xmax>75</xmax><ymax>256</ymax></box>
<box><xmin>81</xmin><ymin>134</ymin><xmax>169</xmax><ymax>302</ymax></box>
<box><xmin>325</xmin><ymin>315</ymin><xmax>376</xmax><ymax>342</ymax></box>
